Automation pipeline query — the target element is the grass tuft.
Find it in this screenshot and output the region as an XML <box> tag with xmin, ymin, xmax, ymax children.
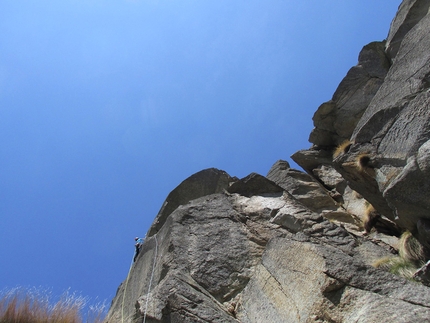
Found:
<box><xmin>356</xmin><ymin>153</ymin><xmax>372</xmax><ymax>171</ymax></box>
<box><xmin>373</xmin><ymin>231</ymin><xmax>428</xmax><ymax>281</ymax></box>
<box><xmin>372</xmin><ymin>256</ymin><xmax>417</xmax><ymax>280</ymax></box>
<box><xmin>363</xmin><ymin>202</ymin><xmax>379</xmax><ymax>233</ymax></box>
<box><xmin>399</xmin><ymin>231</ymin><xmax>426</xmax><ymax>265</ymax></box>
<box><xmin>0</xmin><ymin>287</ymin><xmax>106</xmax><ymax>323</ymax></box>
<box><xmin>333</xmin><ymin>140</ymin><xmax>353</xmax><ymax>159</ymax></box>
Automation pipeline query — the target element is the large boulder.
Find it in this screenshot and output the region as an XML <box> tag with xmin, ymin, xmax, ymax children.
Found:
<box><xmin>147</xmin><ymin>168</ymin><xmax>234</xmax><ymax>236</ymax></box>
<box><xmin>266</xmin><ymin>160</ymin><xmax>338</xmax><ymax>213</ymax></box>
<box><xmin>227</xmin><ymin>172</ymin><xmax>284</xmax><ymax>197</ymax></box>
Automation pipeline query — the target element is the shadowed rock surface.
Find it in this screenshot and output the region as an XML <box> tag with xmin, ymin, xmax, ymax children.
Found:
<box><xmin>106</xmin><ymin>1</ymin><xmax>430</xmax><ymax>322</ymax></box>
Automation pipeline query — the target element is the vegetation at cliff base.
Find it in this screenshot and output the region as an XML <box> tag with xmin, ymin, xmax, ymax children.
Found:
<box><xmin>0</xmin><ymin>287</ymin><xmax>106</xmax><ymax>323</ymax></box>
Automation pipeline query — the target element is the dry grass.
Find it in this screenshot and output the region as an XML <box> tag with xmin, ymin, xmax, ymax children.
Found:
<box><xmin>373</xmin><ymin>256</ymin><xmax>417</xmax><ymax>280</ymax></box>
<box><xmin>355</xmin><ymin>153</ymin><xmax>377</xmax><ymax>177</ymax></box>
<box><xmin>0</xmin><ymin>287</ymin><xmax>106</xmax><ymax>323</ymax></box>
<box><xmin>363</xmin><ymin>202</ymin><xmax>380</xmax><ymax>233</ymax></box>
<box><xmin>372</xmin><ymin>231</ymin><xmax>429</xmax><ymax>281</ymax></box>
<box><xmin>399</xmin><ymin>231</ymin><xmax>426</xmax><ymax>265</ymax></box>
<box><xmin>333</xmin><ymin>140</ymin><xmax>353</xmax><ymax>159</ymax></box>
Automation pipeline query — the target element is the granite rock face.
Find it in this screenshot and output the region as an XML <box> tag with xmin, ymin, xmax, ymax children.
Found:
<box><xmin>106</xmin><ymin>1</ymin><xmax>430</xmax><ymax>322</ymax></box>
<box><xmin>294</xmin><ymin>0</ymin><xmax>430</xmax><ymax>241</ymax></box>
<box><xmin>105</xmin><ymin>167</ymin><xmax>430</xmax><ymax>322</ymax></box>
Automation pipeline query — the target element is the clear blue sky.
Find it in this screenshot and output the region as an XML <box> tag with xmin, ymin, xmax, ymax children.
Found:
<box><xmin>1</xmin><ymin>0</ymin><xmax>400</xmax><ymax>308</ymax></box>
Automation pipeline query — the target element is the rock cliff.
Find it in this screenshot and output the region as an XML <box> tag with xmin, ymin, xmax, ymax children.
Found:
<box><xmin>106</xmin><ymin>1</ymin><xmax>430</xmax><ymax>322</ymax></box>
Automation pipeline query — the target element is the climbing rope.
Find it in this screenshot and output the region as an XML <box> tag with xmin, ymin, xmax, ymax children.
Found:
<box><xmin>121</xmin><ymin>249</ymin><xmax>136</xmax><ymax>323</ymax></box>
<box><xmin>143</xmin><ymin>234</ymin><xmax>158</xmax><ymax>323</ymax></box>
<box><xmin>120</xmin><ymin>234</ymin><xmax>159</xmax><ymax>323</ymax></box>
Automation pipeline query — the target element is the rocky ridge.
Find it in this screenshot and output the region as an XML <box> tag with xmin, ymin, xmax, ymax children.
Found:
<box><xmin>106</xmin><ymin>1</ymin><xmax>430</xmax><ymax>322</ymax></box>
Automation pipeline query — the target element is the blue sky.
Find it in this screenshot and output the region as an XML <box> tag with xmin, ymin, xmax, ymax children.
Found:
<box><xmin>1</xmin><ymin>0</ymin><xmax>400</xmax><ymax>309</ymax></box>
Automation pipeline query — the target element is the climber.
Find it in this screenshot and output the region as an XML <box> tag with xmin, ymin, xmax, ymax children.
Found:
<box><xmin>134</xmin><ymin>237</ymin><xmax>144</xmax><ymax>262</ymax></box>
